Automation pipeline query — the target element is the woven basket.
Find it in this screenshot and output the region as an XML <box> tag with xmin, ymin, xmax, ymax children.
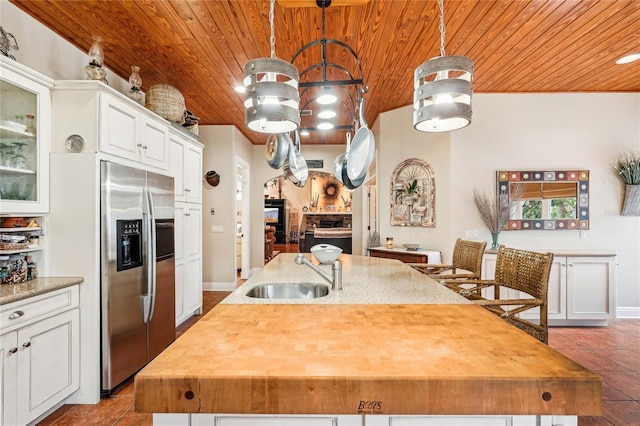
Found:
<box><xmin>621</xmin><ymin>184</ymin><xmax>640</xmax><ymax>216</ymax></box>
<box><xmin>145</xmin><ymin>84</ymin><xmax>185</xmax><ymax>124</ymax></box>
<box><xmin>0</xmin><ymin>241</ymin><xmax>29</xmax><ymax>250</ymax></box>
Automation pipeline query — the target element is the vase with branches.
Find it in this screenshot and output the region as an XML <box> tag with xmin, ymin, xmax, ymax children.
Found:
<box><xmin>473</xmin><ymin>184</ymin><xmax>525</xmax><ymax>249</ymax></box>
<box><xmin>611</xmin><ymin>151</ymin><xmax>640</xmax><ymax>216</ymax></box>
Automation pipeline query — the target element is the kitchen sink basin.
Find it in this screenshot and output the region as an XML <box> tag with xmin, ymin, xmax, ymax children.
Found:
<box><xmin>245</xmin><ymin>283</ymin><xmax>329</xmax><ymax>299</ymax></box>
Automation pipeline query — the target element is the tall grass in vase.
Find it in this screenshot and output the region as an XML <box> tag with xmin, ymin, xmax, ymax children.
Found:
<box><xmin>611</xmin><ymin>151</ymin><xmax>640</xmax><ymax>216</ymax></box>
<box><xmin>473</xmin><ymin>184</ymin><xmax>525</xmax><ymax>249</ymax></box>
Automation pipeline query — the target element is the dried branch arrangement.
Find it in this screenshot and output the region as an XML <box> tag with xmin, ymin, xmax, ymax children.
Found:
<box><xmin>473</xmin><ymin>184</ymin><xmax>525</xmax><ymax>233</ymax></box>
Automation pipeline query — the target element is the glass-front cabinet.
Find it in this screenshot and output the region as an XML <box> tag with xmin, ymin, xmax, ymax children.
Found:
<box><xmin>0</xmin><ymin>56</ymin><xmax>52</xmax><ymax>213</ymax></box>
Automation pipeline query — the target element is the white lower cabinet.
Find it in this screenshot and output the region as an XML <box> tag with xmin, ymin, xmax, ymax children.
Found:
<box><xmin>153</xmin><ymin>414</ymin><xmax>576</xmax><ymax>426</ymax></box>
<box><xmin>0</xmin><ymin>285</ymin><xmax>80</xmax><ymax>425</ymax></box>
<box><xmin>175</xmin><ymin>203</ymin><xmax>203</xmax><ymax>326</ymax></box>
<box><xmin>482</xmin><ymin>251</ymin><xmax>616</xmax><ymax>325</ymax></box>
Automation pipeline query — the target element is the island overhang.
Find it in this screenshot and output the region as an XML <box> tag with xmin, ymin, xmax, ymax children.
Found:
<box><xmin>135</xmin><ymin>303</ymin><xmax>601</xmax><ymax>416</ymax></box>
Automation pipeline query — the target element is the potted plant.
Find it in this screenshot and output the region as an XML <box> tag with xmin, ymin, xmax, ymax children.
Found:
<box><xmin>611</xmin><ymin>151</ymin><xmax>640</xmax><ymax>216</ymax></box>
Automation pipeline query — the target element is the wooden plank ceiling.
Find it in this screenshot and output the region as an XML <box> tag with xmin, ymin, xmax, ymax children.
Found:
<box><xmin>9</xmin><ymin>0</ymin><xmax>640</xmax><ymax>145</ymax></box>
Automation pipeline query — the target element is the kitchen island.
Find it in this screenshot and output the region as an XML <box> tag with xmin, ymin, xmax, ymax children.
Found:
<box><xmin>135</xmin><ymin>254</ymin><xmax>601</xmax><ymax>425</ymax></box>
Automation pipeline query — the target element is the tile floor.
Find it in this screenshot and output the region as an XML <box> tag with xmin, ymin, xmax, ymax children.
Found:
<box><xmin>37</xmin><ymin>294</ymin><xmax>640</xmax><ymax>425</ymax></box>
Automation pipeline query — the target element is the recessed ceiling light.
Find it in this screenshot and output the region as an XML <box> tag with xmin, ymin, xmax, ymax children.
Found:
<box><xmin>317</xmin><ymin>122</ymin><xmax>334</xmax><ymax>130</ymax></box>
<box><xmin>317</xmin><ymin>110</ymin><xmax>336</xmax><ymax>119</ymax></box>
<box><xmin>300</xmin><ymin>129</ymin><xmax>310</xmax><ymax>136</ymax></box>
<box><xmin>616</xmin><ymin>53</ymin><xmax>640</xmax><ymax>65</ymax></box>
<box><xmin>234</xmin><ymin>85</ymin><xmax>246</xmax><ymax>93</ymax></box>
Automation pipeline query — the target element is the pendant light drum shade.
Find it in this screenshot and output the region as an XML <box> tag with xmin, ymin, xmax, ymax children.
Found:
<box><xmin>413</xmin><ymin>55</ymin><xmax>473</xmax><ymax>132</ymax></box>
<box><xmin>244</xmin><ymin>57</ymin><xmax>300</xmax><ymax>133</ymax></box>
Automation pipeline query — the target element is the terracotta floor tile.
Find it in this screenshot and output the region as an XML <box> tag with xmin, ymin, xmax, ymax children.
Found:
<box><xmin>556</xmin><ymin>349</ymin><xmax>625</xmax><ymax>371</ymax></box>
<box><xmin>602</xmin><ymin>382</ymin><xmax>633</xmax><ymax>401</ymax></box>
<box><xmin>601</xmin><ymin>400</ymin><xmax>640</xmax><ymax>426</ymax></box>
<box><xmin>608</xmin><ymin>320</ymin><xmax>640</xmax><ymax>337</ymax></box>
<box><xmin>578</xmin><ymin>416</ymin><xmax>615</xmax><ymax>426</ymax></box>
<box><xmin>569</xmin><ymin>330</ymin><xmax>640</xmax><ymax>350</ymax></box>
<box><xmin>593</xmin><ymin>349</ymin><xmax>640</xmax><ymax>372</ymax></box>
<box><xmin>596</xmin><ymin>370</ymin><xmax>640</xmax><ymax>400</ymax></box>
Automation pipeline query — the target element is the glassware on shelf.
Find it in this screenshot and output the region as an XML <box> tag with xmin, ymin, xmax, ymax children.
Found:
<box><xmin>84</xmin><ymin>35</ymin><xmax>108</xmax><ymax>84</ymax></box>
<box><xmin>25</xmin><ymin>114</ymin><xmax>36</xmax><ymax>134</ymax></box>
<box><xmin>10</xmin><ymin>142</ymin><xmax>27</xmax><ymax>169</ymax></box>
<box><xmin>127</xmin><ymin>65</ymin><xmax>143</xmax><ymax>101</ymax></box>
<box><xmin>0</xmin><ymin>143</ymin><xmax>14</xmax><ymax>167</ymax></box>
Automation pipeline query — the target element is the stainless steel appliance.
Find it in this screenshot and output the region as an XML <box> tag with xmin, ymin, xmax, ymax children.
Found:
<box><xmin>100</xmin><ymin>161</ymin><xmax>175</xmax><ymax>395</ymax></box>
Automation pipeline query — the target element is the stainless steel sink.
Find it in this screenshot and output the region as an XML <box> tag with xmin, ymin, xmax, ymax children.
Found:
<box><xmin>245</xmin><ymin>283</ymin><xmax>329</xmax><ymax>299</ymax></box>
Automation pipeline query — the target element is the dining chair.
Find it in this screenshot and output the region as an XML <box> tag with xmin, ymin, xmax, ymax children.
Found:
<box><xmin>407</xmin><ymin>238</ymin><xmax>487</xmax><ymax>287</ymax></box>
<box><xmin>455</xmin><ymin>245</ymin><xmax>554</xmax><ymax>343</ymax></box>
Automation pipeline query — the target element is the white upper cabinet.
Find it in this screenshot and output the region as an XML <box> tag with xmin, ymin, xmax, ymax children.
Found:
<box><xmin>53</xmin><ymin>80</ymin><xmax>170</xmax><ymax>170</ymax></box>
<box><xmin>0</xmin><ymin>56</ymin><xmax>53</xmax><ymax>213</ymax></box>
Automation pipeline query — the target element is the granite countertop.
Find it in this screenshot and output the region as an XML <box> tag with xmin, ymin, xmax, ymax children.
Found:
<box><xmin>223</xmin><ymin>253</ymin><xmax>469</xmax><ymax>305</ymax></box>
<box><xmin>0</xmin><ymin>277</ymin><xmax>84</xmax><ymax>305</ymax></box>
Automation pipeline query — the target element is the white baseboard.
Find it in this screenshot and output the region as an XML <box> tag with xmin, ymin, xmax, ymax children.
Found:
<box><xmin>616</xmin><ymin>306</ymin><xmax>640</xmax><ymax>319</ymax></box>
<box><xmin>203</xmin><ymin>281</ymin><xmax>236</xmax><ymax>291</ymax></box>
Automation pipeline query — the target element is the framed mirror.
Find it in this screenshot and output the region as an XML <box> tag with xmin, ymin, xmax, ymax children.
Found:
<box><xmin>498</xmin><ymin>170</ymin><xmax>589</xmax><ymax>231</ymax></box>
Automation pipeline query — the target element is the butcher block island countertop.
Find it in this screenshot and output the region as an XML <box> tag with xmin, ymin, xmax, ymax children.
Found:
<box><xmin>134</xmin><ymin>254</ymin><xmax>601</xmax><ymax>417</ymax></box>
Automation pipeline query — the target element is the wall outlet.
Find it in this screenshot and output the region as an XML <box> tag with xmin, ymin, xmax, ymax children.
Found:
<box><xmin>210</xmin><ymin>208</ymin><xmax>215</xmax><ymax>215</ymax></box>
<box><xmin>465</xmin><ymin>229</ymin><xmax>479</xmax><ymax>239</ymax></box>
<box><xmin>210</xmin><ymin>225</ymin><xmax>223</xmax><ymax>233</ymax></box>
<box><xmin>580</xmin><ymin>230</ymin><xmax>588</xmax><ymax>239</ymax></box>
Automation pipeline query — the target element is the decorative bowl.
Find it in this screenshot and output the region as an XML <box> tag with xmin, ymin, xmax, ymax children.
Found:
<box><xmin>310</xmin><ymin>244</ymin><xmax>343</xmax><ymax>264</ymax></box>
<box><xmin>403</xmin><ymin>243</ymin><xmax>421</xmax><ymax>251</ymax></box>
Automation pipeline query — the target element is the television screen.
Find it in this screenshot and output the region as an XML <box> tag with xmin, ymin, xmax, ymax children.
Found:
<box><xmin>264</xmin><ymin>208</ymin><xmax>279</xmax><ymax>223</ymax></box>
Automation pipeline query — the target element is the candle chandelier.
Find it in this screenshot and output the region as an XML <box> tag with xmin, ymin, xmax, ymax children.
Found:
<box><xmin>413</xmin><ymin>0</ymin><xmax>473</xmax><ymax>132</ymax></box>
<box><xmin>291</xmin><ymin>0</ymin><xmax>366</xmax><ymax>134</ymax></box>
<box><xmin>243</xmin><ymin>0</ymin><xmax>300</xmax><ymax>134</ymax></box>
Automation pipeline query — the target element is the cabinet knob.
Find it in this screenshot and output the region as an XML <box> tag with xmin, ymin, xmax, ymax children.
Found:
<box><xmin>137</xmin><ymin>143</ymin><xmax>143</xmax><ymax>148</ymax></box>
<box><xmin>8</xmin><ymin>347</ymin><xmax>18</xmax><ymax>354</ymax></box>
<box><xmin>185</xmin><ymin>213</ymin><xmax>191</xmax><ymax>217</ymax></box>
<box><xmin>22</xmin><ymin>342</ymin><xmax>31</xmax><ymax>348</ymax></box>
<box><xmin>8</xmin><ymin>310</ymin><xmax>24</xmax><ymax>320</ymax></box>
<box><xmin>185</xmin><ymin>188</ymin><xmax>190</xmax><ymax>192</ymax></box>
<box><xmin>143</xmin><ymin>145</ymin><xmax>148</xmax><ymax>149</ymax></box>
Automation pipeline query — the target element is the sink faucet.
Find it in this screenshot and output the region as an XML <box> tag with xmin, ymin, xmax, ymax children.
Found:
<box><xmin>294</xmin><ymin>254</ymin><xmax>342</xmax><ymax>290</ymax></box>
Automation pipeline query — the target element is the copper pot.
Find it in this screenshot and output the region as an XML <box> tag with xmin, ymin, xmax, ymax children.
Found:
<box><xmin>204</xmin><ymin>171</ymin><xmax>220</xmax><ymax>187</ymax></box>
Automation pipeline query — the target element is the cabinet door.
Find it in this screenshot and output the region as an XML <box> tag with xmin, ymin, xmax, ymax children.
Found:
<box><xmin>16</xmin><ymin>308</ymin><xmax>80</xmax><ymax>425</ymax></box>
<box><xmin>0</xmin><ymin>63</ymin><xmax>51</xmax><ymax>213</ymax></box>
<box><xmin>184</xmin><ymin>255</ymin><xmax>202</xmax><ymax>316</ymax></box>
<box><xmin>185</xmin><ymin>142</ymin><xmax>203</xmax><ymax>204</ymax></box>
<box><xmin>185</xmin><ymin>205</ymin><xmax>202</xmax><ymax>258</ymax></box>
<box><xmin>170</xmin><ymin>137</ymin><xmax>186</xmax><ymax>202</ymax></box>
<box><xmin>99</xmin><ymin>93</ymin><xmax>140</xmax><ymax>160</ymax></box>
<box><xmin>520</xmin><ymin>257</ymin><xmax>566</xmax><ymax>321</ymax></box>
<box><xmin>175</xmin><ymin>262</ymin><xmax>185</xmax><ymax>325</ymax></box>
<box><xmin>141</xmin><ymin>116</ymin><xmax>169</xmax><ymax>169</ymax></box>
<box><xmin>174</xmin><ymin>204</ymin><xmax>185</xmax><ymax>262</ymax></box>
<box><xmin>567</xmin><ymin>257</ymin><xmax>614</xmax><ymax>320</ymax></box>
<box><xmin>0</xmin><ymin>332</ymin><xmax>18</xmax><ymax>426</ymax></box>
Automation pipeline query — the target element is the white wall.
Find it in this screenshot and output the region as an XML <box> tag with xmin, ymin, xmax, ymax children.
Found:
<box><xmin>0</xmin><ymin>0</ymin><xmax>129</xmax><ymax>92</ymax></box>
<box><xmin>378</xmin><ymin>94</ymin><xmax>640</xmax><ymax>315</ymax></box>
<box><xmin>200</xmin><ymin>125</ymin><xmax>253</xmax><ymax>289</ymax></box>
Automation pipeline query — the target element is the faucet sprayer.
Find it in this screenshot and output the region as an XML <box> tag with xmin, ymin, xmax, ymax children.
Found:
<box><xmin>294</xmin><ymin>254</ymin><xmax>342</xmax><ymax>290</ymax></box>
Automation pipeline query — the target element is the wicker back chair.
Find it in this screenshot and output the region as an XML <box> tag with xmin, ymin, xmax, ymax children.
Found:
<box><xmin>465</xmin><ymin>246</ymin><xmax>554</xmax><ymax>343</ymax></box>
<box><xmin>407</xmin><ymin>238</ymin><xmax>487</xmax><ymax>282</ymax></box>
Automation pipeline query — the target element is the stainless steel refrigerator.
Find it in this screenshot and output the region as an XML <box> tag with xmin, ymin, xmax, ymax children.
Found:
<box><xmin>100</xmin><ymin>161</ymin><xmax>175</xmax><ymax>395</ymax></box>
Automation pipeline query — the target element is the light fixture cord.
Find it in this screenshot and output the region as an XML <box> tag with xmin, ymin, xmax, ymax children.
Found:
<box><xmin>438</xmin><ymin>0</ymin><xmax>446</xmax><ymax>57</ymax></box>
<box><xmin>269</xmin><ymin>0</ymin><xmax>276</xmax><ymax>58</ymax></box>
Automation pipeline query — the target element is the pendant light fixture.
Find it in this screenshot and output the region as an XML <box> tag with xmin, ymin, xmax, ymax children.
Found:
<box><xmin>243</xmin><ymin>0</ymin><xmax>300</xmax><ymax>133</ymax></box>
<box><xmin>413</xmin><ymin>0</ymin><xmax>473</xmax><ymax>132</ymax></box>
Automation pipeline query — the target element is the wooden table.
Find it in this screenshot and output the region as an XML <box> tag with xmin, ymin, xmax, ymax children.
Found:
<box><xmin>368</xmin><ymin>246</ymin><xmax>441</xmax><ymax>264</ymax></box>
<box><xmin>135</xmin><ymin>303</ymin><xmax>601</xmax><ymax>416</ymax></box>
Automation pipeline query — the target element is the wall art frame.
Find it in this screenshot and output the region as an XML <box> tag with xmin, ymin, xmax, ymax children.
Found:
<box><xmin>390</xmin><ymin>158</ymin><xmax>435</xmax><ymax>227</ymax></box>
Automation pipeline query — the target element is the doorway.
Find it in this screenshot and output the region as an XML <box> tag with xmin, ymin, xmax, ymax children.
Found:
<box><xmin>235</xmin><ymin>157</ymin><xmax>250</xmax><ymax>280</ymax></box>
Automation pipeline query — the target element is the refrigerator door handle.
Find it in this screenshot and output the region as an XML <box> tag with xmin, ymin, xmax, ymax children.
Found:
<box><xmin>141</xmin><ymin>208</ymin><xmax>152</xmax><ymax>324</ymax></box>
<box><xmin>147</xmin><ymin>188</ymin><xmax>158</xmax><ymax>321</ymax></box>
